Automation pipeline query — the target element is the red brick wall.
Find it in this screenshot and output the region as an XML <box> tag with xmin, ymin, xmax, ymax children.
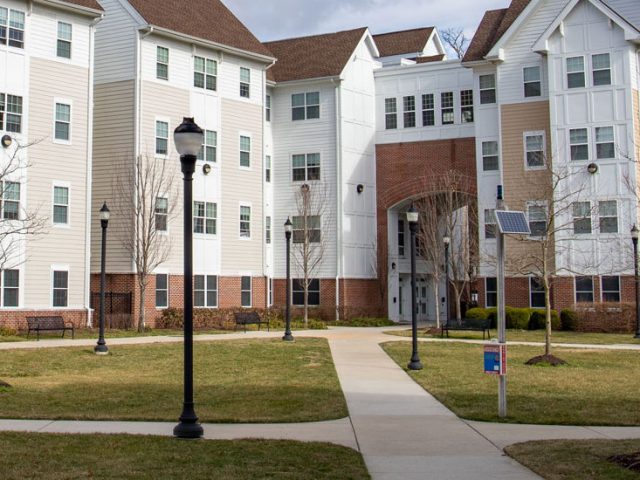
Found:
<box><xmin>0</xmin><ymin>310</ymin><xmax>89</xmax><ymax>331</ymax></box>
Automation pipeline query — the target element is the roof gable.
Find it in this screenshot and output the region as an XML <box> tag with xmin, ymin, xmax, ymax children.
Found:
<box><xmin>372</xmin><ymin>27</ymin><xmax>435</xmax><ymax>57</ymax></box>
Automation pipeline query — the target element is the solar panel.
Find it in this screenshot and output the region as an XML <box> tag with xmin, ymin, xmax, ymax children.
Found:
<box><xmin>495</xmin><ymin>210</ymin><xmax>530</xmax><ymax>235</ymax></box>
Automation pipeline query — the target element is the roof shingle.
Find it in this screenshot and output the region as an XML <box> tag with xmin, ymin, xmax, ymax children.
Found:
<box><xmin>49</xmin><ymin>0</ymin><xmax>103</xmax><ymax>12</ymax></box>
<box><xmin>372</xmin><ymin>27</ymin><xmax>434</xmax><ymax>57</ymax></box>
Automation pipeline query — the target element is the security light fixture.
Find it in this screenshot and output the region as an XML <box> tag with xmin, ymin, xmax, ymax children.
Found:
<box><xmin>587</xmin><ymin>163</ymin><xmax>598</xmax><ymax>174</ymax></box>
<box><xmin>406</xmin><ymin>204</ymin><xmax>419</xmax><ymax>224</ymax></box>
<box><xmin>357</xmin><ymin>184</ymin><xmax>364</xmax><ymax>194</ymax></box>
<box><xmin>202</xmin><ymin>163</ymin><xmax>212</xmax><ymax>175</ymax></box>
<box><xmin>1</xmin><ymin>135</ymin><xmax>12</xmax><ymax>148</ymax></box>
<box><xmin>443</xmin><ymin>235</ymin><xmax>451</xmax><ymax>245</ymax></box>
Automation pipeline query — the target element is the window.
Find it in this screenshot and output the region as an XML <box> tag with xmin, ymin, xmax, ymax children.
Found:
<box><xmin>268</xmin><ymin>278</ymin><xmax>273</xmax><ymax>306</ymax></box>
<box><xmin>460</xmin><ymin>90</ymin><xmax>474</xmax><ymax>123</ymax></box>
<box><xmin>599</xmin><ymin>200</ymin><xmax>617</xmax><ymax>233</ymax></box>
<box><xmin>265</xmin><ymin>95</ymin><xmax>271</xmax><ymax>122</ymax></box>
<box><xmin>194</xmin><ymin>275</ymin><xmax>217</xmax><ymax>307</ymax></box>
<box><xmin>485</xmin><ymin>277</ymin><xmax>497</xmax><ymax>307</ymax></box>
<box><xmin>241</xmin><ymin>276</ymin><xmax>251</xmax><ymax>307</ymax></box>
<box><xmin>592</xmin><ymin>53</ymin><xmax>611</xmax><ymax>86</ymax></box>
<box><xmin>482</xmin><ymin>141</ymin><xmax>499</xmax><ymax>171</ymax></box>
<box><xmin>293</xmin><ymin>278</ymin><xmax>320</xmax><ymax>306</ymax></box>
<box><xmin>523</xmin><ymin>66</ymin><xmax>541</xmax><ymax>97</ymax></box>
<box><xmin>155</xmin><ymin>121</ymin><xmax>168</xmax><ymax>156</ymax></box>
<box><xmin>575</xmin><ymin>276</ymin><xmax>594</xmax><ymax>303</ymax></box>
<box><xmin>573</xmin><ymin>201</ymin><xmax>592</xmax><ymax>234</ymax></box>
<box><xmin>601</xmin><ymin>276</ymin><xmax>620</xmax><ymax>302</ymax></box>
<box><xmin>0</xmin><ymin>94</ymin><xmax>23</xmax><ymax>133</ymax></box>
<box><xmin>0</xmin><ymin>9</ymin><xmax>25</xmax><ymax>48</ymax></box>
<box><xmin>528</xmin><ymin>204</ymin><xmax>547</xmax><ymax>237</ymax></box>
<box><xmin>567</xmin><ymin>56</ymin><xmax>585</xmax><ymax>88</ymax></box>
<box><xmin>193</xmin><ymin>56</ymin><xmax>217</xmax><ymax>91</ymax></box>
<box><xmin>57</xmin><ymin>22</ymin><xmax>72</xmax><ymax>59</ymax></box>
<box><xmin>55</xmin><ymin>103</ymin><xmax>71</xmax><ymax>141</ymax></box>
<box><xmin>193</xmin><ymin>201</ymin><xmax>217</xmax><ymax>234</ymax></box>
<box><xmin>52</xmin><ymin>270</ymin><xmax>68</xmax><ymax>307</ymax></box>
<box><xmin>292</xmin><ymin>92</ymin><xmax>320</xmax><ymax>121</ymax></box>
<box><xmin>53</xmin><ymin>186</ymin><xmax>69</xmax><ymax>224</ymax></box>
<box><xmin>266</xmin><ymin>216</ymin><xmax>271</xmax><ymax>244</ymax></box>
<box><xmin>3</xmin><ymin>269</ymin><xmax>18</xmax><ymax>307</ymax></box>
<box><xmin>569</xmin><ymin>128</ymin><xmax>588</xmax><ymax>160</ymax></box>
<box><xmin>156</xmin><ymin>46</ymin><xmax>169</xmax><ymax>80</ymax></box>
<box><xmin>403</xmin><ymin>96</ymin><xmax>416</xmax><ymax>128</ymax></box>
<box><xmin>240</xmin><ymin>67</ymin><xmax>250</xmax><ymax>98</ymax></box>
<box><xmin>155</xmin><ymin>197</ymin><xmax>168</xmax><ymax>231</ymax></box>
<box><xmin>479</xmin><ymin>74</ymin><xmax>496</xmax><ymax>104</ymax></box>
<box><xmin>484</xmin><ymin>209</ymin><xmax>496</xmax><ymax>239</ymax></box>
<box><xmin>265</xmin><ymin>155</ymin><xmax>271</xmax><ymax>182</ymax></box>
<box><xmin>239</xmin><ymin>135</ymin><xmax>251</xmax><ymax>167</ymax></box>
<box><xmin>197</xmin><ymin>130</ymin><xmax>217</xmax><ymax>162</ymax></box>
<box><xmin>441</xmin><ymin>92</ymin><xmax>454</xmax><ymax>125</ymax></box>
<box><xmin>385</xmin><ymin>98</ymin><xmax>397</xmax><ymax>129</ymax></box>
<box><xmin>292</xmin><ymin>153</ymin><xmax>320</xmax><ymax>181</ymax></box>
<box><xmin>398</xmin><ymin>219</ymin><xmax>405</xmax><ymax>256</ymax></box>
<box><xmin>422</xmin><ymin>94</ymin><xmax>434</xmax><ymax>126</ymax></box>
<box><xmin>525</xmin><ymin>132</ymin><xmax>544</xmax><ymax>168</ymax></box>
<box><xmin>2</xmin><ymin>181</ymin><xmax>19</xmax><ymax>220</ymax></box>
<box><xmin>530</xmin><ymin>277</ymin><xmax>545</xmax><ymax>308</ymax></box>
<box><xmin>292</xmin><ymin>215</ymin><xmax>321</xmax><ymax>243</ymax></box>
<box><xmin>240</xmin><ymin>205</ymin><xmax>251</xmax><ymax>238</ymax></box>
<box><xmin>595</xmin><ymin>126</ymin><xmax>614</xmax><ymax>159</ymax></box>
<box><xmin>155</xmin><ymin>273</ymin><xmax>168</xmax><ymax>308</ymax></box>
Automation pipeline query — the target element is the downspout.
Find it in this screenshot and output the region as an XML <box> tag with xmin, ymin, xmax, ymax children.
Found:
<box><xmin>263</xmin><ymin>59</ymin><xmax>275</xmax><ymax>308</ymax></box>
<box><xmin>84</xmin><ymin>14</ymin><xmax>103</xmax><ymax>327</ymax></box>
<box><xmin>333</xmin><ymin>78</ymin><xmax>343</xmax><ymax>320</ymax></box>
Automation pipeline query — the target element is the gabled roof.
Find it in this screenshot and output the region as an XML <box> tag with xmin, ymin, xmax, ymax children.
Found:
<box><xmin>41</xmin><ymin>0</ymin><xmax>103</xmax><ymax>13</ymax></box>
<box><xmin>265</xmin><ymin>27</ymin><xmax>368</xmax><ymax>83</ymax></box>
<box><xmin>126</xmin><ymin>0</ymin><xmax>273</xmax><ymax>59</ymax></box>
<box><xmin>372</xmin><ymin>27</ymin><xmax>434</xmax><ymax>57</ymax></box>
<box><xmin>462</xmin><ymin>0</ymin><xmax>531</xmax><ymax>63</ymax></box>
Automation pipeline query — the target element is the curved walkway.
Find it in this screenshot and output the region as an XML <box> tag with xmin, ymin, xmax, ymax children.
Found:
<box><xmin>2</xmin><ymin>327</ymin><xmax>640</xmax><ymax>479</ymax></box>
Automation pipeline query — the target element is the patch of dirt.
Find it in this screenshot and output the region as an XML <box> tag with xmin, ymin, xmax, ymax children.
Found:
<box><xmin>425</xmin><ymin>327</ymin><xmax>441</xmax><ymax>335</ymax></box>
<box><xmin>608</xmin><ymin>451</ymin><xmax>640</xmax><ymax>472</ymax></box>
<box><xmin>0</xmin><ymin>379</ymin><xmax>11</xmax><ymax>388</ymax></box>
<box><xmin>525</xmin><ymin>354</ymin><xmax>568</xmax><ymax>366</ymax></box>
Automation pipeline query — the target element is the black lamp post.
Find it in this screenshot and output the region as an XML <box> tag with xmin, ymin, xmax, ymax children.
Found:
<box><xmin>283</xmin><ymin>218</ymin><xmax>294</xmax><ymax>341</ymax></box>
<box><xmin>94</xmin><ymin>202</ymin><xmax>110</xmax><ymax>355</ymax></box>
<box><xmin>406</xmin><ymin>204</ymin><xmax>422</xmax><ymax>370</ymax></box>
<box><xmin>173</xmin><ymin>117</ymin><xmax>204</xmax><ymax>439</ymax></box>
<box><xmin>443</xmin><ymin>235</ymin><xmax>450</xmax><ymax>326</ymax></box>
<box><xmin>632</xmin><ymin>225</ymin><xmax>640</xmax><ymax>339</ymax></box>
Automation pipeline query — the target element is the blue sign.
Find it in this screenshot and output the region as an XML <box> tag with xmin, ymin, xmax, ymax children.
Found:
<box><xmin>484</xmin><ymin>344</ymin><xmax>506</xmax><ymax>375</ymax></box>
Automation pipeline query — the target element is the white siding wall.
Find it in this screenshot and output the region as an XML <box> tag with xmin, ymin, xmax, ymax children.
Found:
<box><xmin>94</xmin><ymin>0</ymin><xmax>138</xmax><ymax>84</ymax></box>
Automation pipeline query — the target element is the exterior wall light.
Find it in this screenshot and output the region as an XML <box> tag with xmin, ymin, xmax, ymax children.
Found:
<box><xmin>587</xmin><ymin>163</ymin><xmax>598</xmax><ymax>174</ymax></box>
<box><xmin>1</xmin><ymin>135</ymin><xmax>12</xmax><ymax>148</ymax></box>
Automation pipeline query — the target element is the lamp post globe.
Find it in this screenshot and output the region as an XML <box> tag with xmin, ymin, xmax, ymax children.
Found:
<box><xmin>283</xmin><ymin>218</ymin><xmax>294</xmax><ymax>341</ymax></box>
<box><xmin>406</xmin><ymin>204</ymin><xmax>423</xmax><ymax>371</ymax></box>
<box><xmin>95</xmin><ymin>202</ymin><xmax>110</xmax><ymax>355</ymax></box>
<box><xmin>632</xmin><ymin>225</ymin><xmax>640</xmax><ymax>339</ymax></box>
<box><xmin>173</xmin><ymin>117</ymin><xmax>205</xmax><ymax>439</ymax></box>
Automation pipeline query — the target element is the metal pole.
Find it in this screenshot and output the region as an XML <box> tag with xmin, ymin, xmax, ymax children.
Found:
<box><xmin>408</xmin><ymin>220</ymin><xmax>423</xmax><ymax>370</ymax></box>
<box><xmin>174</xmin><ymin>153</ymin><xmax>203</xmax><ymax>439</ymax></box>
<box><xmin>634</xmin><ymin>237</ymin><xmax>640</xmax><ymax>338</ymax></box>
<box><xmin>95</xmin><ymin>219</ymin><xmax>108</xmax><ymax>355</ymax></box>
<box><xmin>497</xmin><ymin>231</ymin><xmax>507</xmax><ymax>418</ymax></box>
<box><xmin>444</xmin><ymin>242</ymin><xmax>450</xmax><ymax>324</ymax></box>
<box><xmin>283</xmin><ymin>228</ymin><xmax>293</xmax><ymax>341</ymax></box>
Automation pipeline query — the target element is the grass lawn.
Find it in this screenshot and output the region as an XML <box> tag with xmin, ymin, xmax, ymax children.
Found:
<box><xmin>382</xmin><ymin>341</ymin><xmax>640</xmax><ymax>425</ymax></box>
<box><xmin>0</xmin><ymin>432</ymin><xmax>370</xmax><ymax>480</ymax></box>
<box><xmin>384</xmin><ymin>328</ymin><xmax>640</xmax><ymax>345</ymax></box>
<box><xmin>506</xmin><ymin>439</ymin><xmax>640</xmax><ymax>480</ymax></box>
<box><xmin>0</xmin><ymin>338</ymin><xmax>347</xmax><ymax>423</ymax></box>
<box><xmin>0</xmin><ymin>328</ymin><xmax>231</xmax><ymax>342</ymax></box>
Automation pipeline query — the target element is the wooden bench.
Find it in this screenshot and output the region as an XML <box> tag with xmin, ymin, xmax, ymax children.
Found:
<box><xmin>441</xmin><ymin>318</ymin><xmax>491</xmax><ymax>340</ymax></box>
<box><xmin>234</xmin><ymin>311</ymin><xmax>269</xmax><ymax>333</ymax></box>
<box><xmin>26</xmin><ymin>316</ymin><xmax>75</xmax><ymax>341</ymax></box>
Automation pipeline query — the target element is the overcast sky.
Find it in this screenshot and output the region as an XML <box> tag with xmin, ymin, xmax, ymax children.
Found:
<box><xmin>223</xmin><ymin>0</ymin><xmax>509</xmax><ymax>42</ymax></box>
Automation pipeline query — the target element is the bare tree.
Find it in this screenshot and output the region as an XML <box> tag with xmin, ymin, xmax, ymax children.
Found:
<box><xmin>114</xmin><ymin>154</ymin><xmax>178</xmax><ymax>332</ymax></box>
<box><xmin>440</xmin><ymin>27</ymin><xmax>469</xmax><ymax>59</ymax></box>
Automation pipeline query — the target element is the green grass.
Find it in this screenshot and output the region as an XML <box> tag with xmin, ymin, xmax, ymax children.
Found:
<box><xmin>0</xmin><ymin>328</ymin><xmax>233</xmax><ymax>343</ymax></box>
<box><xmin>0</xmin><ymin>338</ymin><xmax>347</xmax><ymax>423</ymax></box>
<box><xmin>0</xmin><ymin>432</ymin><xmax>370</xmax><ymax>480</ymax></box>
<box><xmin>328</xmin><ymin>318</ymin><xmax>396</xmax><ymax>327</ymax></box>
<box><xmin>506</xmin><ymin>439</ymin><xmax>640</xmax><ymax>480</ymax></box>
<box><xmin>382</xmin><ymin>341</ymin><xmax>640</xmax><ymax>425</ymax></box>
<box><xmin>384</xmin><ymin>328</ymin><xmax>640</xmax><ymax>345</ymax></box>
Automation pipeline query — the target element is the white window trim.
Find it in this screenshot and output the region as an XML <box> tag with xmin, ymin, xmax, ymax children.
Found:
<box><xmin>239</xmin><ymin>202</ymin><xmax>252</xmax><ymax>240</ymax></box>
<box><xmin>51</xmin><ymin>265</ymin><xmax>70</xmax><ymax>309</ymax></box>
<box><xmin>291</xmin><ymin>152</ymin><xmax>322</xmax><ymax>183</ymax></box>
<box><xmin>600</xmin><ymin>275</ymin><xmax>621</xmax><ymax>303</ymax></box>
<box><xmin>53</xmin><ymin>98</ymin><xmax>72</xmax><ymax>145</ymax></box>
<box><xmin>598</xmin><ymin>199</ymin><xmax>618</xmax><ymax>235</ymax></box>
<box><xmin>238</xmin><ymin>132</ymin><xmax>252</xmax><ymax>170</ymax></box>
<box><xmin>526</xmin><ymin>200</ymin><xmax>548</xmax><ymax>238</ymax></box>
<box><xmin>193</xmin><ymin>199</ymin><xmax>217</xmax><ymax>237</ymax></box>
<box><xmin>572</xmin><ymin>201</ymin><xmax>593</xmax><ymax>236</ymax></box>
<box><xmin>52</xmin><ymin>181</ymin><xmax>71</xmax><ymax>228</ymax></box>
<box><xmin>155</xmin><ymin>116</ymin><xmax>171</xmax><ymax>158</ymax></box>
<box><xmin>594</xmin><ymin>125</ymin><xmax>615</xmax><ymax>160</ymax></box>
<box><xmin>569</xmin><ymin>127</ymin><xmax>589</xmax><ymax>162</ymax></box>
<box><xmin>591</xmin><ymin>52</ymin><xmax>612</xmax><ymax>88</ymax></box>
<box><xmin>154</xmin><ymin>271</ymin><xmax>169</xmax><ymax>309</ymax></box>
<box><xmin>192</xmin><ymin>55</ymin><xmax>218</xmax><ymax>93</ymax></box>
<box><xmin>485</xmin><ymin>277</ymin><xmax>497</xmax><ymax>307</ymax></box>
<box><xmin>0</xmin><ymin>267</ymin><xmax>21</xmax><ymax>309</ymax></box>
<box><xmin>480</xmin><ymin>139</ymin><xmax>500</xmax><ymax>173</ymax></box>
<box><xmin>56</xmin><ymin>21</ymin><xmax>72</xmax><ymax>60</ymax></box>
<box><xmin>522</xmin><ymin>64</ymin><xmax>542</xmax><ymax>99</ymax></box>
<box><xmin>194</xmin><ymin>273</ymin><xmax>219</xmax><ymax>309</ymax></box>
<box><xmin>240</xmin><ymin>274</ymin><xmax>252</xmax><ymax>308</ymax></box>
<box><xmin>566</xmin><ymin>55</ymin><xmax>585</xmax><ymax>89</ymax></box>
<box><xmin>239</xmin><ymin>67</ymin><xmax>251</xmax><ymax>99</ymax></box>
<box><xmin>523</xmin><ymin>130</ymin><xmax>546</xmax><ymax>170</ymax></box>
<box><xmin>0</xmin><ymin>8</ymin><xmax>26</xmax><ymax>50</ymax></box>
<box><xmin>156</xmin><ymin>45</ymin><xmax>169</xmax><ymax>81</ymax></box>
<box><xmin>478</xmin><ymin>73</ymin><xmax>497</xmax><ymax>105</ymax></box>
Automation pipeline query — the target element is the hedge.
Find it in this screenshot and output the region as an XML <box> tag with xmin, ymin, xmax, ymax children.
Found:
<box><xmin>527</xmin><ymin>309</ymin><xmax>560</xmax><ymax>330</ymax></box>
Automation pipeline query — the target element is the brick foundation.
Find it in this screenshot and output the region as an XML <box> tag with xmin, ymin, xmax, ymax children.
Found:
<box><xmin>0</xmin><ymin>309</ymin><xmax>89</xmax><ymax>332</ymax></box>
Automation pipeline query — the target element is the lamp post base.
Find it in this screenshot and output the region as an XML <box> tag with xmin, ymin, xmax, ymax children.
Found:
<box><xmin>282</xmin><ymin>333</ymin><xmax>294</xmax><ymax>342</ymax></box>
<box><xmin>634</xmin><ymin>333</ymin><xmax>640</xmax><ymax>339</ymax></box>
<box><xmin>174</xmin><ymin>415</ymin><xmax>203</xmax><ymax>439</ymax></box>
<box><xmin>94</xmin><ymin>343</ymin><xmax>109</xmax><ymax>355</ymax></box>
<box><xmin>407</xmin><ymin>359</ymin><xmax>423</xmax><ymax>370</ymax></box>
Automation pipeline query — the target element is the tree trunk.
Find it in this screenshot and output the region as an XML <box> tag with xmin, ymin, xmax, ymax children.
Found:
<box><xmin>544</xmin><ymin>282</ymin><xmax>552</xmax><ymax>357</ymax></box>
<box><xmin>432</xmin><ymin>278</ymin><xmax>440</xmax><ymax>329</ymax></box>
<box><xmin>137</xmin><ymin>275</ymin><xmax>147</xmax><ymax>333</ymax></box>
<box><xmin>304</xmin><ymin>284</ymin><xmax>309</xmax><ymax>327</ymax></box>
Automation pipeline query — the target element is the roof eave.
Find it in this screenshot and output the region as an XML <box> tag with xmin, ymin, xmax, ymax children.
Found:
<box><xmin>33</xmin><ymin>0</ymin><xmax>103</xmax><ymax>17</ymax></box>
<box><xmin>486</xmin><ymin>0</ymin><xmax>541</xmax><ymax>59</ymax></box>
<box><xmin>271</xmin><ymin>75</ymin><xmax>342</xmax><ymax>87</ymax></box>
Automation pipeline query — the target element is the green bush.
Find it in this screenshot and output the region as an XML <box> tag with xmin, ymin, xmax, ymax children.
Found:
<box><xmin>0</xmin><ymin>327</ymin><xmax>17</xmax><ymax>337</ymax></box>
<box><xmin>465</xmin><ymin>308</ymin><xmax>490</xmax><ymax>320</ymax></box>
<box><xmin>505</xmin><ymin>307</ymin><xmax>531</xmax><ymax>330</ymax></box>
<box><xmin>270</xmin><ymin>318</ymin><xmax>328</xmax><ymax>330</ymax></box>
<box><xmin>328</xmin><ymin>317</ymin><xmax>395</xmax><ymax>327</ymax></box>
<box><xmin>528</xmin><ymin>309</ymin><xmax>560</xmax><ymax>330</ymax></box>
<box><xmin>560</xmin><ymin>308</ymin><xmax>579</xmax><ymax>331</ymax></box>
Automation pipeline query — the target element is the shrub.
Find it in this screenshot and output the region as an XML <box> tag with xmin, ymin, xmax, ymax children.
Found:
<box><xmin>572</xmin><ymin>302</ymin><xmax>636</xmax><ymax>333</ymax></box>
<box><xmin>329</xmin><ymin>317</ymin><xmax>395</xmax><ymax>327</ymax></box>
<box><xmin>528</xmin><ymin>309</ymin><xmax>560</xmax><ymax>330</ymax></box>
<box><xmin>560</xmin><ymin>308</ymin><xmax>579</xmax><ymax>331</ymax></box>
<box><xmin>158</xmin><ymin>307</ymin><xmax>284</xmax><ymax>331</ymax></box>
<box><xmin>505</xmin><ymin>307</ymin><xmax>531</xmax><ymax>330</ymax></box>
<box><xmin>0</xmin><ymin>327</ymin><xmax>17</xmax><ymax>337</ymax></box>
<box><xmin>465</xmin><ymin>308</ymin><xmax>490</xmax><ymax>320</ymax></box>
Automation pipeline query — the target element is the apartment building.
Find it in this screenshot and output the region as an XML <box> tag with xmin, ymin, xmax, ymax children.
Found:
<box><xmin>0</xmin><ymin>0</ymin><xmax>103</xmax><ymax>328</ymax></box>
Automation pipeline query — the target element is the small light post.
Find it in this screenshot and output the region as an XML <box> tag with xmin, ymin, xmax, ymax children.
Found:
<box><xmin>632</xmin><ymin>225</ymin><xmax>640</xmax><ymax>339</ymax></box>
<box><xmin>406</xmin><ymin>204</ymin><xmax>422</xmax><ymax>370</ymax></box>
<box><xmin>173</xmin><ymin>117</ymin><xmax>204</xmax><ymax>439</ymax></box>
<box><xmin>94</xmin><ymin>202</ymin><xmax>110</xmax><ymax>355</ymax></box>
<box><xmin>443</xmin><ymin>235</ymin><xmax>451</xmax><ymax>326</ymax></box>
<box><xmin>283</xmin><ymin>218</ymin><xmax>294</xmax><ymax>341</ymax></box>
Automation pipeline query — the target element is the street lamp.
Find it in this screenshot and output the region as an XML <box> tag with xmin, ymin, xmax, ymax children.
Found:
<box><xmin>443</xmin><ymin>235</ymin><xmax>451</xmax><ymax>327</ymax></box>
<box><xmin>406</xmin><ymin>204</ymin><xmax>422</xmax><ymax>370</ymax></box>
<box><xmin>632</xmin><ymin>225</ymin><xmax>640</xmax><ymax>339</ymax></box>
<box><xmin>283</xmin><ymin>218</ymin><xmax>294</xmax><ymax>341</ymax></box>
<box><xmin>94</xmin><ymin>202</ymin><xmax>110</xmax><ymax>355</ymax></box>
<box><xmin>173</xmin><ymin>117</ymin><xmax>204</xmax><ymax>439</ymax></box>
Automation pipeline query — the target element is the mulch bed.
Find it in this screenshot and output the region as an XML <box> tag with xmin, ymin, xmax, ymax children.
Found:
<box><xmin>609</xmin><ymin>451</ymin><xmax>640</xmax><ymax>472</ymax></box>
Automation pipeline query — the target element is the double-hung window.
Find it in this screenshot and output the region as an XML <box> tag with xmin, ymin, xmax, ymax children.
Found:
<box><xmin>572</xmin><ymin>202</ymin><xmax>592</xmax><ymax>234</ymax></box>
<box><xmin>482</xmin><ymin>141</ymin><xmax>499</xmax><ymax>171</ymax></box>
<box><xmin>567</xmin><ymin>56</ymin><xmax>585</xmax><ymax>88</ymax></box>
<box><xmin>575</xmin><ymin>276</ymin><xmax>594</xmax><ymax>302</ymax></box>
<box><xmin>441</xmin><ymin>92</ymin><xmax>454</xmax><ymax>125</ymax></box>
<box><xmin>403</xmin><ymin>96</ymin><xmax>416</xmax><ymax>128</ymax></box>
<box><xmin>57</xmin><ymin>22</ymin><xmax>72</xmax><ymax>59</ymax></box>
<box><xmin>2</xmin><ymin>181</ymin><xmax>19</xmax><ymax>220</ymax></box>
<box><xmin>3</xmin><ymin>269</ymin><xmax>18</xmax><ymax>307</ymax></box>
<box><xmin>240</xmin><ymin>206</ymin><xmax>251</xmax><ymax>238</ymax></box>
<box><xmin>595</xmin><ymin>126</ymin><xmax>614</xmax><ymax>159</ymax></box>
<box><xmin>569</xmin><ymin>128</ymin><xmax>588</xmax><ymax>161</ymax></box>
<box><xmin>55</xmin><ymin>103</ymin><xmax>71</xmax><ymax>141</ymax></box>
<box><xmin>484</xmin><ymin>209</ymin><xmax>496</xmax><ymax>239</ymax></box>
<box><xmin>479</xmin><ymin>74</ymin><xmax>496</xmax><ymax>104</ymax></box>
<box><xmin>0</xmin><ymin>8</ymin><xmax>25</xmax><ymax>48</ymax></box>
<box><xmin>592</xmin><ymin>53</ymin><xmax>611</xmax><ymax>86</ymax></box>
<box><xmin>265</xmin><ymin>155</ymin><xmax>271</xmax><ymax>183</ymax></box>
<box><xmin>52</xmin><ymin>270</ymin><xmax>68</xmax><ymax>307</ymax></box>
<box><xmin>524</xmin><ymin>132</ymin><xmax>544</xmax><ymax>168</ymax></box>
<box><xmin>293</xmin><ymin>278</ymin><xmax>320</xmax><ymax>306</ymax></box>
<box><xmin>460</xmin><ymin>90</ymin><xmax>474</xmax><ymax>123</ymax></box>
<box><xmin>156</xmin><ymin>46</ymin><xmax>169</xmax><ymax>80</ymax></box>
<box><xmin>155</xmin><ymin>197</ymin><xmax>168</xmax><ymax>231</ymax></box>
<box><xmin>193</xmin><ymin>56</ymin><xmax>217</xmax><ymax>91</ymax></box>
<box><xmin>385</xmin><ymin>98</ymin><xmax>397</xmax><ymax>129</ymax></box>
<box><xmin>530</xmin><ymin>277</ymin><xmax>545</xmax><ymax>308</ymax></box>
<box><xmin>241</xmin><ymin>276</ymin><xmax>251</xmax><ymax>307</ymax></box>
<box><xmin>193</xmin><ymin>201</ymin><xmax>216</xmax><ymax>234</ymax></box>
<box><xmin>265</xmin><ymin>95</ymin><xmax>271</xmax><ymax>122</ymax></box>
<box><xmin>239</xmin><ymin>136</ymin><xmax>251</xmax><ymax>167</ymax></box>
<box><xmin>422</xmin><ymin>94</ymin><xmax>434</xmax><ymax>126</ymax></box>
<box><xmin>194</xmin><ymin>275</ymin><xmax>217</xmax><ymax>307</ymax></box>
<box><xmin>398</xmin><ymin>219</ymin><xmax>405</xmax><ymax>256</ymax></box>
<box><xmin>292</xmin><ymin>92</ymin><xmax>320</xmax><ymax>120</ymax></box>
<box><xmin>240</xmin><ymin>67</ymin><xmax>250</xmax><ymax>98</ymax></box>
<box><xmin>53</xmin><ymin>186</ymin><xmax>69</xmax><ymax>224</ymax></box>
<box><xmin>601</xmin><ymin>276</ymin><xmax>620</xmax><ymax>302</ymax></box>
<box><xmin>155</xmin><ymin>121</ymin><xmax>168</xmax><ymax>156</ymax></box>
<box><xmin>292</xmin><ymin>215</ymin><xmax>321</xmax><ymax>244</ymax></box>
<box><xmin>523</xmin><ymin>66</ymin><xmax>541</xmax><ymax>97</ymax></box>
<box><xmin>197</xmin><ymin>130</ymin><xmax>217</xmax><ymax>163</ymax></box>
<box><xmin>598</xmin><ymin>200</ymin><xmax>617</xmax><ymax>233</ymax></box>
<box><xmin>155</xmin><ymin>274</ymin><xmax>168</xmax><ymax>308</ymax></box>
<box><xmin>0</xmin><ymin>94</ymin><xmax>23</xmax><ymax>133</ymax></box>
<box><xmin>292</xmin><ymin>153</ymin><xmax>320</xmax><ymax>182</ymax></box>
<box><xmin>528</xmin><ymin>203</ymin><xmax>547</xmax><ymax>237</ymax></box>
<box><xmin>485</xmin><ymin>277</ymin><xmax>497</xmax><ymax>307</ymax></box>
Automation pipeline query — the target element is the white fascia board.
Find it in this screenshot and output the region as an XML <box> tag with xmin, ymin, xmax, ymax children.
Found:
<box><xmin>362</xmin><ymin>28</ymin><xmax>380</xmax><ymax>59</ymax></box>
<box><xmin>116</xmin><ymin>0</ymin><xmax>147</xmax><ymax>25</ymax></box>
<box><xmin>33</xmin><ymin>0</ymin><xmax>103</xmax><ymax>17</ymax></box>
<box><xmin>429</xmin><ymin>28</ymin><xmax>446</xmax><ymax>56</ymax></box>
<box><xmin>271</xmin><ymin>75</ymin><xmax>341</xmax><ymax>88</ymax></box>
<box><xmin>375</xmin><ymin>58</ymin><xmax>462</xmax><ymax>77</ymax></box>
<box><xmin>486</xmin><ymin>0</ymin><xmax>543</xmax><ymax>58</ymax></box>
